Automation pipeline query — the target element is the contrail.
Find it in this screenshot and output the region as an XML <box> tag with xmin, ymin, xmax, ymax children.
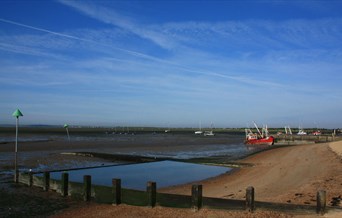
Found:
<box><xmin>0</xmin><ymin>18</ymin><xmax>196</xmax><ymax>71</ymax></box>
<box><xmin>0</xmin><ymin>18</ymin><xmax>280</xmax><ymax>87</ymax></box>
<box><xmin>0</xmin><ymin>18</ymin><xmax>86</xmax><ymax>41</ymax></box>
<box><xmin>0</xmin><ymin>17</ymin><xmax>156</xmax><ymax>60</ymax></box>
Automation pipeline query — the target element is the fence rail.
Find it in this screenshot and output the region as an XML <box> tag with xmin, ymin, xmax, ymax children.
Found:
<box><xmin>274</xmin><ymin>134</ymin><xmax>335</xmax><ymax>143</ymax></box>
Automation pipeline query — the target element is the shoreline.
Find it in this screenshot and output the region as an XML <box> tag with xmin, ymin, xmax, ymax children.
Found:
<box><xmin>160</xmin><ymin>141</ymin><xmax>342</xmax><ymax>205</ymax></box>
<box><xmin>50</xmin><ymin>140</ymin><xmax>342</xmax><ymax>218</ymax></box>
<box><xmin>1</xmin><ymin>136</ymin><xmax>341</xmax><ymax>217</ymax></box>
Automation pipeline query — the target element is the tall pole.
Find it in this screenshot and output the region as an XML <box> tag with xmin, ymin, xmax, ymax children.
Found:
<box><xmin>66</xmin><ymin>127</ymin><xmax>70</xmax><ymax>142</ymax></box>
<box><xmin>64</xmin><ymin>124</ymin><xmax>70</xmax><ymax>142</ymax></box>
<box><xmin>12</xmin><ymin>109</ymin><xmax>23</xmax><ymax>183</ymax></box>
<box><xmin>14</xmin><ymin>116</ymin><xmax>18</xmax><ymax>183</ymax></box>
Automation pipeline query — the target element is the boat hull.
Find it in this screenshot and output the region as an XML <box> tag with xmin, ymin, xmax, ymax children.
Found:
<box><xmin>244</xmin><ymin>136</ymin><xmax>274</xmax><ymax>146</ymax></box>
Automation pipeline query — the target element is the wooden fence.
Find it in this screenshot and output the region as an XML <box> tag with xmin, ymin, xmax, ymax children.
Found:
<box><xmin>18</xmin><ymin>172</ymin><xmax>342</xmax><ymax>216</ymax></box>
<box><xmin>274</xmin><ymin>134</ymin><xmax>335</xmax><ymax>143</ymax></box>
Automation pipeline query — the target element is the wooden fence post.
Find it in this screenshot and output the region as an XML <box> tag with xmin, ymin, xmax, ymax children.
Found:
<box><xmin>316</xmin><ymin>190</ymin><xmax>326</xmax><ymax>215</ymax></box>
<box><xmin>112</xmin><ymin>178</ymin><xmax>121</xmax><ymax>205</ymax></box>
<box><xmin>61</xmin><ymin>172</ymin><xmax>69</xmax><ymax>197</ymax></box>
<box><xmin>147</xmin><ymin>181</ymin><xmax>157</xmax><ymax>208</ymax></box>
<box><xmin>246</xmin><ymin>186</ymin><xmax>255</xmax><ymax>212</ymax></box>
<box><xmin>83</xmin><ymin>175</ymin><xmax>91</xmax><ymax>202</ymax></box>
<box><xmin>191</xmin><ymin>184</ymin><xmax>203</xmax><ymax>211</ymax></box>
<box><xmin>43</xmin><ymin>172</ymin><xmax>50</xmax><ymax>191</ymax></box>
<box><xmin>28</xmin><ymin>172</ymin><xmax>33</xmax><ymax>187</ymax></box>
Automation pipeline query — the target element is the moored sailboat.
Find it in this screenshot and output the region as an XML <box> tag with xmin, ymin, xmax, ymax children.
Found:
<box><xmin>297</xmin><ymin>127</ymin><xmax>307</xmax><ymax>135</ymax></box>
<box><xmin>194</xmin><ymin>121</ymin><xmax>203</xmax><ymax>135</ymax></box>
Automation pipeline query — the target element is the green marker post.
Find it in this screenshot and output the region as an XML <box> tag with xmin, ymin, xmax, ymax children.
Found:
<box><xmin>64</xmin><ymin>124</ymin><xmax>70</xmax><ymax>142</ymax></box>
<box><xmin>12</xmin><ymin>109</ymin><xmax>23</xmax><ymax>183</ymax></box>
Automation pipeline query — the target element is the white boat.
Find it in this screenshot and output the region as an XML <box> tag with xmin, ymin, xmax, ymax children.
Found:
<box><xmin>194</xmin><ymin>121</ymin><xmax>203</xmax><ymax>135</ymax></box>
<box><xmin>204</xmin><ymin>130</ymin><xmax>215</xmax><ymax>136</ymax></box>
<box><xmin>297</xmin><ymin>128</ymin><xmax>307</xmax><ymax>135</ymax></box>
<box><xmin>285</xmin><ymin>126</ymin><xmax>292</xmax><ymax>135</ymax></box>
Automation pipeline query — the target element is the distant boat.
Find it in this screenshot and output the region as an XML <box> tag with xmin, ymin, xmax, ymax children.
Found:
<box><xmin>165</xmin><ymin>123</ymin><xmax>171</xmax><ymax>133</ymax></box>
<box><xmin>312</xmin><ymin>130</ymin><xmax>321</xmax><ymax>136</ymax></box>
<box><xmin>297</xmin><ymin>127</ymin><xmax>307</xmax><ymax>135</ymax></box>
<box><xmin>194</xmin><ymin>121</ymin><xmax>203</xmax><ymax>135</ymax></box>
<box><xmin>245</xmin><ymin>122</ymin><xmax>274</xmax><ymax>146</ymax></box>
<box><xmin>203</xmin><ymin>122</ymin><xmax>215</xmax><ymax>136</ymax></box>
<box><xmin>285</xmin><ymin>126</ymin><xmax>292</xmax><ymax>135</ymax></box>
<box><xmin>204</xmin><ymin>130</ymin><xmax>215</xmax><ymax>136</ymax></box>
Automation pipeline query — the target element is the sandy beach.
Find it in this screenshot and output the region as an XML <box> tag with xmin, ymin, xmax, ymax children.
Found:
<box><xmin>160</xmin><ymin>141</ymin><xmax>342</xmax><ymax>204</ymax></box>
<box><xmin>1</xmin><ymin>136</ymin><xmax>341</xmax><ymax>217</ymax></box>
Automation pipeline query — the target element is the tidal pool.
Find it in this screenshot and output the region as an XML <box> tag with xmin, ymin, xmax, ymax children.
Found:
<box><xmin>47</xmin><ymin>160</ymin><xmax>231</xmax><ymax>190</ymax></box>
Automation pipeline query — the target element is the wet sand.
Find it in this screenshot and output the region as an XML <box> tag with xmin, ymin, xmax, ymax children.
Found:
<box><xmin>0</xmin><ymin>133</ymin><xmax>246</xmax><ymax>171</ymax></box>
<box><xmin>1</xmin><ymin>136</ymin><xmax>341</xmax><ymax>217</ymax></box>
<box><xmin>0</xmin><ymin>133</ymin><xmax>243</xmax><ymax>153</ymax></box>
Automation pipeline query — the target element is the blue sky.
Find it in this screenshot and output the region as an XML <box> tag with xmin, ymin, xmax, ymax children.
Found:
<box><xmin>1</xmin><ymin>0</ymin><xmax>342</xmax><ymax>128</ymax></box>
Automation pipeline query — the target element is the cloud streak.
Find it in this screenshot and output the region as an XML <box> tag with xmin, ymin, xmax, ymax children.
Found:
<box><xmin>0</xmin><ymin>17</ymin><xmax>285</xmax><ymax>89</ymax></box>
<box><xmin>58</xmin><ymin>0</ymin><xmax>178</xmax><ymax>49</ymax></box>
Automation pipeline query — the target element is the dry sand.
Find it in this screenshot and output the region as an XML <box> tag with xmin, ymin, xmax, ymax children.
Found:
<box><xmin>1</xmin><ymin>138</ymin><xmax>342</xmax><ymax>217</ymax></box>
<box><xmin>160</xmin><ymin>141</ymin><xmax>342</xmax><ymax>204</ymax></box>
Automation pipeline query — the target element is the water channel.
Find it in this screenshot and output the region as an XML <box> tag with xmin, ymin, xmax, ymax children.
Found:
<box><xmin>46</xmin><ymin>160</ymin><xmax>231</xmax><ymax>190</ymax></box>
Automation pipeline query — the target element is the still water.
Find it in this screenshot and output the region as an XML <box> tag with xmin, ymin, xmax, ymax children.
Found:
<box><xmin>47</xmin><ymin>160</ymin><xmax>231</xmax><ymax>190</ymax></box>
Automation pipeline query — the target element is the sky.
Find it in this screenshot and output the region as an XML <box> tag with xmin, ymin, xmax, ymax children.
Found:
<box><xmin>1</xmin><ymin>0</ymin><xmax>342</xmax><ymax>128</ymax></box>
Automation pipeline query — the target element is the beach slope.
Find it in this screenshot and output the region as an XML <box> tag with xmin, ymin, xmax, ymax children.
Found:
<box><xmin>52</xmin><ymin>141</ymin><xmax>342</xmax><ymax>217</ymax></box>
<box><xmin>161</xmin><ymin>141</ymin><xmax>342</xmax><ymax>206</ymax></box>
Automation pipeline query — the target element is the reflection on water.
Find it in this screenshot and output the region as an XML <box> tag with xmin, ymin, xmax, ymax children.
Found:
<box><xmin>245</xmin><ymin>144</ymin><xmax>272</xmax><ymax>152</ymax></box>
<box><xmin>179</xmin><ymin>144</ymin><xmax>246</xmax><ymax>158</ymax></box>
<box><xmin>46</xmin><ymin>160</ymin><xmax>231</xmax><ymax>190</ymax></box>
<box><xmin>0</xmin><ymin>136</ymin><xmax>51</xmax><ymax>143</ymax></box>
<box><xmin>117</xmin><ymin>143</ymin><xmax>248</xmax><ymax>159</ymax></box>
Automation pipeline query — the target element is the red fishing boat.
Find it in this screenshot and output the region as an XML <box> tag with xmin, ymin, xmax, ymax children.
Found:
<box><xmin>312</xmin><ymin>130</ymin><xmax>321</xmax><ymax>135</ymax></box>
<box><xmin>244</xmin><ymin>122</ymin><xmax>274</xmax><ymax>146</ymax></box>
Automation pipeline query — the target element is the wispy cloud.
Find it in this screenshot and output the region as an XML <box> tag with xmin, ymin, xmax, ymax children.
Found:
<box><xmin>58</xmin><ymin>0</ymin><xmax>178</xmax><ymax>49</ymax></box>
<box><xmin>0</xmin><ymin>17</ymin><xmax>168</xmax><ymax>62</ymax></box>
<box><xmin>0</xmin><ymin>17</ymin><xmax>285</xmax><ymax>90</ymax></box>
<box><xmin>0</xmin><ymin>41</ymin><xmax>64</xmax><ymax>59</ymax></box>
<box><xmin>160</xmin><ymin>18</ymin><xmax>342</xmax><ymax>52</ymax></box>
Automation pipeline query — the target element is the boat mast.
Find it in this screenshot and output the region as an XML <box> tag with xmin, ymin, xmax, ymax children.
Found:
<box><xmin>253</xmin><ymin>121</ymin><xmax>262</xmax><ymax>136</ymax></box>
<box><xmin>262</xmin><ymin>125</ymin><xmax>269</xmax><ymax>137</ymax></box>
